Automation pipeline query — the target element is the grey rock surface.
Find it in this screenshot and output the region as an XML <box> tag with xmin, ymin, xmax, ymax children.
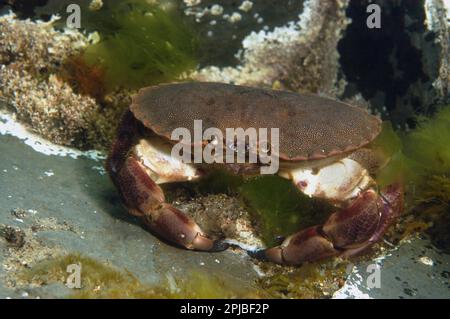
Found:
<box><xmin>335</xmin><ymin>236</ymin><xmax>450</xmax><ymax>299</ymax></box>
<box><xmin>0</xmin><ymin>133</ymin><xmax>260</xmax><ymax>298</ymax></box>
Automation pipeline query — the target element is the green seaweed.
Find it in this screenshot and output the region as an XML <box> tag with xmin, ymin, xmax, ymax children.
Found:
<box><xmin>370</xmin><ymin>122</ymin><xmax>419</xmax><ymax>188</ymax></box>
<box><xmin>238</xmin><ymin>176</ymin><xmax>333</xmax><ymax>246</ymax></box>
<box><xmin>401</xmin><ymin>103</ymin><xmax>450</xmax><ymax>190</ymax></box>
<box><xmin>81</xmin><ymin>1</ymin><xmax>198</xmax><ymax>90</ymax></box>
<box><xmin>400</xmin><ymin>107</ymin><xmax>450</xmax><ymax>196</ymax></box>
<box><xmin>42</xmin><ymin>0</ymin><xmax>198</xmax><ymax>92</ymax></box>
<box><xmin>402</xmin><ymin>107</ymin><xmax>450</xmax><ymax>175</ymax></box>
<box><xmin>370</xmin><ymin>107</ymin><xmax>450</xmax><ymax>190</ymax></box>
<box><xmin>404</xmin><ymin>107</ymin><xmax>450</xmax><ymax>249</ymax></box>
<box><xmin>370</xmin><ymin>107</ymin><xmax>450</xmax><ymax>249</ymax></box>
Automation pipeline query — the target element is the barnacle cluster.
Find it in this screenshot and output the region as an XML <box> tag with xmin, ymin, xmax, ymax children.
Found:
<box><xmin>0</xmin><ymin>13</ymin><xmax>124</xmax><ymax>149</ymax></box>
<box><xmin>0</xmin><ymin>14</ymin><xmax>96</xmax><ymax>148</ymax></box>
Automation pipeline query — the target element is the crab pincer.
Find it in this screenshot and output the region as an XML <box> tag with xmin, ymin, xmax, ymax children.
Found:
<box><xmin>253</xmin><ymin>184</ymin><xmax>403</xmax><ymax>265</ymax></box>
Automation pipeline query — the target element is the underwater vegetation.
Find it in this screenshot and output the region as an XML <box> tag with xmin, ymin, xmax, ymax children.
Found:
<box><xmin>402</xmin><ymin>107</ymin><xmax>450</xmax><ymax>175</ymax></box>
<box><xmin>16</xmin><ymin>253</ymin><xmax>351</xmax><ymax>299</ymax></box>
<box><xmin>400</xmin><ymin>107</ymin><xmax>450</xmax><ymax>250</ymax></box>
<box><xmin>59</xmin><ymin>55</ymin><xmax>106</xmax><ymax>101</ymax></box>
<box><xmin>238</xmin><ymin>176</ymin><xmax>333</xmax><ymax>247</ymax></box>
<box><xmin>373</xmin><ymin>106</ymin><xmax>450</xmax><ymax>194</ymax></box>
<box><xmin>17</xmin><ymin>254</ymin><xmax>266</xmax><ymax>299</ymax></box>
<box><xmin>362</xmin><ymin>107</ymin><xmax>450</xmax><ymax>250</ymax></box>
<box><xmin>60</xmin><ymin>0</ymin><xmax>198</xmax><ymax>92</ymax></box>
<box><xmin>258</xmin><ymin>260</ymin><xmax>349</xmax><ymax>299</ymax></box>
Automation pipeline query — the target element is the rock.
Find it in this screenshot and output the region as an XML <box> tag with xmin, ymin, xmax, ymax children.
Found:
<box><xmin>0</xmin><ymin>127</ymin><xmax>261</xmax><ymax>298</ymax></box>
<box><xmin>339</xmin><ymin>0</ymin><xmax>449</xmax><ymax>127</ymax></box>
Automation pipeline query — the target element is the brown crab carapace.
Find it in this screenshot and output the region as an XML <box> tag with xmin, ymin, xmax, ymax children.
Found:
<box><xmin>106</xmin><ymin>82</ymin><xmax>403</xmax><ymax>266</ymax></box>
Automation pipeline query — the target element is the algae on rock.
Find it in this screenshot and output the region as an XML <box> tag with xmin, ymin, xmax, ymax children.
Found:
<box><xmin>238</xmin><ymin>176</ymin><xmax>333</xmax><ymax>247</ymax></box>
<box><xmin>17</xmin><ymin>254</ymin><xmax>266</xmax><ymax>298</ymax></box>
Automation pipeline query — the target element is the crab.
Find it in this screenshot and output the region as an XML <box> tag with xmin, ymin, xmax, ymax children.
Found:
<box><xmin>106</xmin><ymin>82</ymin><xmax>403</xmax><ymax>266</ymax></box>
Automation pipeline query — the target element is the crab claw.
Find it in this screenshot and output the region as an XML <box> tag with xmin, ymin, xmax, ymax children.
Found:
<box><xmin>143</xmin><ymin>203</ymin><xmax>229</xmax><ymax>252</ymax></box>
<box><xmin>249</xmin><ymin>226</ymin><xmax>338</xmax><ymax>265</ymax></box>
<box><xmin>252</xmin><ymin>184</ymin><xmax>403</xmax><ymax>265</ymax></box>
<box><xmin>111</xmin><ymin>155</ymin><xmax>228</xmax><ymax>252</ymax></box>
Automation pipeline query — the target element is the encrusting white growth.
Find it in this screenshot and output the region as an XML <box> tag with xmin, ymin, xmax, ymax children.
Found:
<box><xmin>424</xmin><ymin>0</ymin><xmax>449</xmax><ymax>98</ymax></box>
<box><xmin>0</xmin><ymin>110</ymin><xmax>105</xmax><ymax>161</ymax></box>
<box><xmin>192</xmin><ymin>0</ymin><xmax>350</xmax><ymax>96</ymax></box>
<box><xmin>0</xmin><ymin>12</ymin><xmax>132</xmax><ymax>150</ymax></box>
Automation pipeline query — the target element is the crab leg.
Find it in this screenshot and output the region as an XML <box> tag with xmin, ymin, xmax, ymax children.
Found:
<box><xmin>252</xmin><ymin>184</ymin><xmax>403</xmax><ymax>265</ymax></box>
<box><xmin>106</xmin><ymin>112</ymin><xmax>227</xmax><ymax>252</ymax></box>
<box><xmin>117</xmin><ymin>156</ymin><xmax>227</xmax><ymax>251</ymax></box>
